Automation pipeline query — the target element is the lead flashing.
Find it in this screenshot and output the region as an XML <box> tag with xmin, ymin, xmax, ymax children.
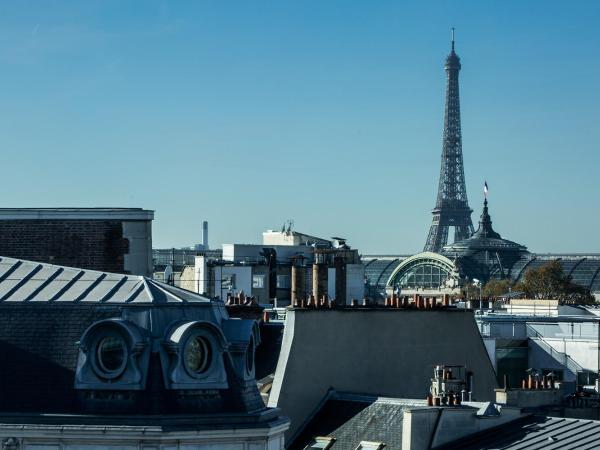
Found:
<box><xmin>0</xmin><ymin>208</ymin><xmax>154</xmax><ymax>221</ymax></box>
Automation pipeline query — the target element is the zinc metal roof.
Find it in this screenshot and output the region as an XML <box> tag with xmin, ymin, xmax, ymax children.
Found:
<box><xmin>439</xmin><ymin>415</ymin><xmax>600</xmax><ymax>450</ymax></box>
<box><xmin>0</xmin><ymin>256</ymin><xmax>210</xmax><ymax>304</ymax></box>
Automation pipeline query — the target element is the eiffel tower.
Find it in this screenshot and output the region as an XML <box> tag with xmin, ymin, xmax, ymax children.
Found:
<box><xmin>424</xmin><ymin>30</ymin><xmax>474</xmax><ymax>253</ymax></box>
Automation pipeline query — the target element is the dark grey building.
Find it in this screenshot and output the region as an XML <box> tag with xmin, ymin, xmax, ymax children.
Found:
<box><xmin>0</xmin><ymin>208</ymin><xmax>153</xmax><ymax>276</ymax></box>
<box><xmin>0</xmin><ymin>255</ymin><xmax>288</xmax><ymax>448</ymax></box>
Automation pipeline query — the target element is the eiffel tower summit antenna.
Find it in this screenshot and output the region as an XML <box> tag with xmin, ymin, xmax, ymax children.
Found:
<box><xmin>424</xmin><ymin>30</ymin><xmax>475</xmax><ymax>253</ymax></box>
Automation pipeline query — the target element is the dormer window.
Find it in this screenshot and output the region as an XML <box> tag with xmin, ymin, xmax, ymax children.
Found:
<box><xmin>91</xmin><ymin>331</ymin><xmax>129</xmax><ymax>380</ymax></box>
<box><xmin>96</xmin><ymin>335</ymin><xmax>127</xmax><ymax>376</ymax></box>
<box><xmin>161</xmin><ymin>321</ymin><xmax>229</xmax><ymax>389</ymax></box>
<box><xmin>75</xmin><ymin>319</ymin><xmax>150</xmax><ymax>391</ymax></box>
<box><xmin>184</xmin><ymin>335</ymin><xmax>212</xmax><ymax>375</ymax></box>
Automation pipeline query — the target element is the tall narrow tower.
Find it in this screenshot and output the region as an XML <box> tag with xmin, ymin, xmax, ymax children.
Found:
<box><xmin>424</xmin><ymin>30</ymin><xmax>474</xmax><ymax>253</ymax></box>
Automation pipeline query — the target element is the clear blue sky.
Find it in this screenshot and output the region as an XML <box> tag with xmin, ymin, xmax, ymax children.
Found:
<box><xmin>1</xmin><ymin>1</ymin><xmax>599</xmax><ymax>254</ymax></box>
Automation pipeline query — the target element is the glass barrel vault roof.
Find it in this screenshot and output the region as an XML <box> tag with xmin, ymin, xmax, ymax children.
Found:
<box><xmin>363</xmin><ymin>254</ymin><xmax>600</xmax><ymax>294</ymax></box>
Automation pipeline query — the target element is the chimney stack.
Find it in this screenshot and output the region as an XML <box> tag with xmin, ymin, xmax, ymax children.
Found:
<box><xmin>334</xmin><ymin>256</ymin><xmax>347</xmax><ymax>306</ymax></box>
<box><xmin>291</xmin><ymin>256</ymin><xmax>306</xmax><ymax>305</ymax></box>
<box><xmin>312</xmin><ymin>250</ymin><xmax>328</xmax><ymax>302</ymax></box>
<box><xmin>202</xmin><ymin>221</ymin><xmax>208</xmax><ymax>249</ymax></box>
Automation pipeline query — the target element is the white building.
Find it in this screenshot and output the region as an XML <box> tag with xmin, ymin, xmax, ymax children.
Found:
<box><xmin>478</xmin><ymin>310</ymin><xmax>600</xmax><ymax>387</ymax></box>
<box><xmin>262</xmin><ymin>229</ymin><xmax>330</xmax><ymax>247</ymax></box>
<box><xmin>193</xmin><ymin>231</ymin><xmax>365</xmax><ymax>306</ymax></box>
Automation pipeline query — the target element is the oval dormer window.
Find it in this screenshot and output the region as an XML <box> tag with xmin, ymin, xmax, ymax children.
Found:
<box><xmin>96</xmin><ymin>335</ymin><xmax>127</xmax><ymax>376</ymax></box>
<box><xmin>184</xmin><ymin>336</ymin><xmax>211</xmax><ymax>375</ymax></box>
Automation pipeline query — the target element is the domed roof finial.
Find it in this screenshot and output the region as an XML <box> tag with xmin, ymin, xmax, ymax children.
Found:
<box><xmin>475</xmin><ymin>181</ymin><xmax>500</xmax><ymax>239</ymax></box>
<box><xmin>440</xmin><ymin>179</ymin><xmax>528</xmax><ymax>254</ymax></box>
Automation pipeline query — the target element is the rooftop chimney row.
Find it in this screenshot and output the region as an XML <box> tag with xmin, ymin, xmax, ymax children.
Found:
<box><xmin>291</xmin><ymin>293</ymin><xmax>455</xmax><ymax>310</ymax></box>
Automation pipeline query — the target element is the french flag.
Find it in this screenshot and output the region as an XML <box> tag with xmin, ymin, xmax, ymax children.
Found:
<box><xmin>484</xmin><ymin>181</ymin><xmax>489</xmax><ymax>197</ymax></box>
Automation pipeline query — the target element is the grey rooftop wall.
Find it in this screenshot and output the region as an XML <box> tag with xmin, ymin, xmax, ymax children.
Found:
<box><xmin>269</xmin><ymin>308</ymin><xmax>498</xmax><ymax>440</ymax></box>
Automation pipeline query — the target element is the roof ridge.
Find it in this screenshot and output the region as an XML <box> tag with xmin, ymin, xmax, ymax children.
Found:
<box><xmin>331</xmin><ymin>391</ymin><xmax>428</xmax><ymax>405</ymax></box>
<box><xmin>0</xmin><ymin>255</ymin><xmax>145</xmax><ymax>281</ymax></box>
<box><xmin>0</xmin><ymin>257</ymin><xmax>209</xmax><ymax>304</ymax></box>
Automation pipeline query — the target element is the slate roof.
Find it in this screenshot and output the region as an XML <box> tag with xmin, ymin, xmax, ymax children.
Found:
<box><xmin>0</xmin><ymin>256</ymin><xmax>210</xmax><ymax>303</ymax></box>
<box><xmin>255</xmin><ymin>323</ymin><xmax>284</xmax><ymax>405</ymax></box>
<box><xmin>289</xmin><ymin>391</ymin><xmax>427</xmax><ymax>450</ymax></box>
<box><xmin>255</xmin><ymin>323</ymin><xmax>284</xmax><ymax>381</ymax></box>
<box><xmin>0</xmin><ymin>303</ymin><xmax>123</xmax><ymax>412</ymax></box>
<box><xmin>0</xmin><ymin>256</ymin><xmax>216</xmax><ymax>414</ymax></box>
<box><xmin>437</xmin><ymin>415</ymin><xmax>600</xmax><ymax>450</ymax></box>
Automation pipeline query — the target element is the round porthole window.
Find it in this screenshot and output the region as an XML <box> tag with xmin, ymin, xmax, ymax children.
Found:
<box><xmin>246</xmin><ymin>336</ymin><xmax>255</xmax><ymax>374</ymax></box>
<box><xmin>184</xmin><ymin>336</ymin><xmax>212</xmax><ymax>375</ymax></box>
<box><xmin>96</xmin><ymin>335</ymin><xmax>127</xmax><ymax>376</ymax></box>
